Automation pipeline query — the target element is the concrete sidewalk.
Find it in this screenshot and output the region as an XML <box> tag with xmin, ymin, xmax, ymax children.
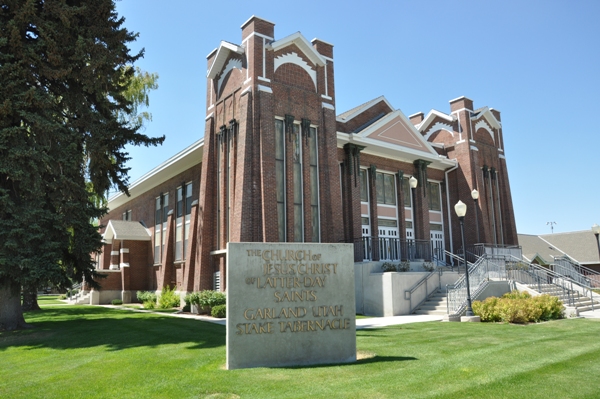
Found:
<box><xmin>356</xmin><ymin>315</ymin><xmax>444</xmax><ymax>329</ymax></box>
<box><xmin>102</xmin><ymin>305</ymin><xmax>444</xmax><ymax>328</ymax></box>
<box><xmin>578</xmin><ymin>308</ymin><xmax>600</xmax><ymax>319</ymax></box>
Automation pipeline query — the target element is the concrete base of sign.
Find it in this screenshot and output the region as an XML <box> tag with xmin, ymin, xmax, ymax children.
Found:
<box><xmin>226</xmin><ymin>243</ymin><xmax>356</xmax><ymax>369</ymax></box>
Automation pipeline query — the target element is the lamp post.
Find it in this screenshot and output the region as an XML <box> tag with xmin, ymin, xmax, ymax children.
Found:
<box><xmin>471</xmin><ymin>189</ymin><xmax>480</xmax><ymax>244</ymax></box>
<box><xmin>592</xmin><ymin>224</ymin><xmax>600</xmax><ymax>261</ymax></box>
<box><xmin>455</xmin><ymin>200</ymin><xmax>474</xmax><ymax>316</ymax></box>
<box><xmin>409</xmin><ymin>175</ymin><xmax>418</xmax><ymax>228</ymax></box>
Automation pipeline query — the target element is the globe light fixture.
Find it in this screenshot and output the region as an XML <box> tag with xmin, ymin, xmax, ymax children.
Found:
<box><xmin>409</xmin><ymin>176</ymin><xmax>418</xmax><ymax>189</ymax></box>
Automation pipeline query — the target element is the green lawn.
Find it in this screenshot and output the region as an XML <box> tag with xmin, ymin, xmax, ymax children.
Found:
<box><xmin>1</xmin><ymin>306</ymin><xmax>600</xmax><ymax>399</ymax></box>
<box><xmin>35</xmin><ymin>295</ymin><xmax>67</xmax><ymax>306</ymax></box>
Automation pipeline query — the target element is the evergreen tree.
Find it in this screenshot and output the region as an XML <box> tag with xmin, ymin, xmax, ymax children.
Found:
<box><xmin>0</xmin><ymin>0</ymin><xmax>164</xmax><ymax>330</ymax></box>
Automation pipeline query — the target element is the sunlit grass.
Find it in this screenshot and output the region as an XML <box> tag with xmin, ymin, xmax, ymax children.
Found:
<box><xmin>2</xmin><ymin>306</ymin><xmax>599</xmax><ymax>398</ymax></box>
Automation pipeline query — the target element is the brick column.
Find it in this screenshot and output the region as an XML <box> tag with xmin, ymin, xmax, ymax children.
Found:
<box><xmin>181</xmin><ymin>201</ymin><xmax>198</xmax><ymax>295</ymax></box>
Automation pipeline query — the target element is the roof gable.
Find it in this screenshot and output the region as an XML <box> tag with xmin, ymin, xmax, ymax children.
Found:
<box><xmin>416</xmin><ymin>109</ymin><xmax>455</xmax><ymax>134</ymax></box>
<box><xmin>471</xmin><ymin>106</ymin><xmax>501</xmax><ymax>130</ymax></box>
<box><xmin>269</xmin><ymin>32</ymin><xmax>325</xmax><ymax>67</ymax></box>
<box><xmin>357</xmin><ymin>110</ymin><xmax>440</xmax><ymax>157</ymax></box>
<box><xmin>207</xmin><ymin>41</ymin><xmax>245</xmax><ymax>79</ymax></box>
<box><xmin>337</xmin><ymin>96</ymin><xmax>394</xmax><ymax>123</ymax></box>
<box><xmin>103</xmin><ymin>220</ymin><xmax>151</xmax><ymax>244</ymax></box>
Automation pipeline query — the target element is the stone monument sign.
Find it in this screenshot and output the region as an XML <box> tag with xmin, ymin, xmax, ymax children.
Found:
<box><xmin>226</xmin><ymin>242</ymin><xmax>356</xmax><ymax>369</ymax></box>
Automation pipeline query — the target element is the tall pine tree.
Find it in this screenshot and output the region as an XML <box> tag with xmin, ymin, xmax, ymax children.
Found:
<box><xmin>0</xmin><ymin>0</ymin><xmax>164</xmax><ymax>330</ymax></box>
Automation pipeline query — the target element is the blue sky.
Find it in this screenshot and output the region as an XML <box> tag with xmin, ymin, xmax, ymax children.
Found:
<box><xmin>114</xmin><ymin>0</ymin><xmax>600</xmax><ymax>236</ymax></box>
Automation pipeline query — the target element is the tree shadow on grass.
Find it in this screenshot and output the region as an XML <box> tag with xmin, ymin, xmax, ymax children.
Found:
<box><xmin>0</xmin><ymin>306</ymin><xmax>225</xmax><ymax>352</ymax></box>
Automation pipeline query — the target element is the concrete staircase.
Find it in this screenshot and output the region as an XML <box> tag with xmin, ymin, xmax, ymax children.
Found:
<box><xmin>67</xmin><ymin>291</ymin><xmax>91</xmax><ymax>305</ymax></box>
<box><xmin>530</xmin><ymin>284</ymin><xmax>599</xmax><ymax>313</ymax></box>
<box><xmin>413</xmin><ymin>289</ymin><xmax>448</xmax><ymax>315</ymax></box>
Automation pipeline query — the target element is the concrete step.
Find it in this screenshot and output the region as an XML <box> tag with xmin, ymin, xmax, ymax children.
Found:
<box><xmin>418</xmin><ymin>304</ymin><xmax>448</xmax><ymax>311</ymax></box>
<box><xmin>413</xmin><ymin>290</ymin><xmax>449</xmax><ymax>316</ymax></box>
<box><xmin>414</xmin><ymin>309</ymin><xmax>447</xmax><ymax>315</ymax></box>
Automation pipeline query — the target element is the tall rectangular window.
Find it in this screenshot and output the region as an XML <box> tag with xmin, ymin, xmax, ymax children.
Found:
<box><xmin>154</xmin><ymin>198</ymin><xmax>161</xmax><ymax>263</ymax></box>
<box><xmin>175</xmin><ymin>187</ymin><xmax>184</xmax><ymax>261</ymax></box>
<box><xmin>184</xmin><ymin>183</ymin><xmax>192</xmax><ymax>257</ymax></box>
<box><xmin>175</xmin><ymin>182</ymin><xmax>193</xmax><ymax>261</ymax></box>
<box><xmin>309</xmin><ymin>127</ymin><xmax>319</xmax><ymax>242</ymax></box>
<box><xmin>275</xmin><ymin>119</ymin><xmax>286</xmax><ymax>242</ymax></box>
<box><xmin>376</xmin><ymin>172</ymin><xmax>396</xmax><ymax>205</ymax></box>
<box><xmin>154</xmin><ymin>193</ymin><xmax>168</xmax><ymax>264</ymax></box>
<box><xmin>402</xmin><ymin>177</ymin><xmax>411</xmax><ymax>208</ymax></box>
<box><xmin>427</xmin><ymin>182</ymin><xmax>441</xmax><ymax>211</ymax></box>
<box><xmin>162</xmin><ymin>193</ymin><xmax>169</xmax><ymax>259</ymax></box>
<box><xmin>292</xmin><ymin>124</ymin><xmax>303</xmax><ymax>242</ymax></box>
<box><xmin>122</xmin><ymin>210</ymin><xmax>131</xmax><ymax>221</ymax></box>
<box><xmin>360</xmin><ymin>169</ymin><xmax>368</xmax><ymax>202</ymax></box>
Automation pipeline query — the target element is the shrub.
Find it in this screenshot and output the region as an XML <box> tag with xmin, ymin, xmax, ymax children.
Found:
<box><xmin>211</xmin><ymin>304</ymin><xmax>226</xmax><ymax>318</ymax></box>
<box><xmin>381</xmin><ymin>262</ymin><xmax>396</xmax><ymax>272</ymax></box>
<box><xmin>422</xmin><ymin>262</ymin><xmax>435</xmax><ymax>272</ymax></box>
<box><xmin>472</xmin><ymin>290</ymin><xmax>563</xmax><ymax>323</ymax></box>
<box><xmin>111</xmin><ymin>299</ymin><xmax>123</xmax><ymax>305</ymax></box>
<box><xmin>137</xmin><ymin>291</ymin><xmax>157</xmax><ymax>304</ymax></box>
<box><xmin>158</xmin><ymin>285</ymin><xmax>180</xmax><ymax>309</ymax></box>
<box><xmin>143</xmin><ymin>301</ymin><xmax>155</xmax><ymax>310</ymax></box>
<box><xmin>397</xmin><ymin>261</ymin><xmax>411</xmax><ymax>272</ymax></box>
<box><xmin>195</xmin><ymin>290</ymin><xmax>226</xmax><ymax>308</ymax></box>
<box><xmin>58</xmin><ymin>294</ymin><xmax>67</xmax><ymax>300</ymax></box>
<box><xmin>502</xmin><ymin>290</ymin><xmax>531</xmax><ymax>300</ymax></box>
<box><xmin>209</xmin><ymin>291</ymin><xmax>226</xmax><ymax>308</ymax></box>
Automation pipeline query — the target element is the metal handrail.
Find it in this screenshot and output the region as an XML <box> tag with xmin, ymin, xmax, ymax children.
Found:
<box><xmin>447</xmin><ymin>256</ymin><xmax>496</xmax><ymax>315</ymax></box>
<box><xmin>551</xmin><ymin>256</ymin><xmax>600</xmax><ymax>289</ymax></box>
<box><xmin>405</xmin><ymin>268</ymin><xmax>442</xmax><ymax>314</ymax></box>
<box><xmin>505</xmin><ymin>255</ymin><xmax>595</xmax><ymax>311</ymax></box>
<box><xmin>443</xmin><ymin>249</ymin><xmax>476</xmax><ymax>273</ymax></box>
<box><xmin>348</xmin><ymin>237</ymin><xmax>432</xmax><ymax>262</ymax></box>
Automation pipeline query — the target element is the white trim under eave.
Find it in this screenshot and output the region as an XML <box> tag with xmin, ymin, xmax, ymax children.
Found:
<box><xmin>108</xmin><ymin>139</ymin><xmax>204</xmax><ymax>210</ymax></box>
<box><xmin>269</xmin><ymin>32</ymin><xmax>326</xmax><ymax>67</ymax></box>
<box><xmin>416</xmin><ymin>109</ymin><xmax>455</xmax><ymax>132</ymax></box>
<box><xmin>206</xmin><ymin>41</ymin><xmax>245</xmax><ymax>79</ymax></box>
<box><xmin>336</xmin><ymin>132</ymin><xmax>456</xmax><ymax>170</ymax></box>
<box><xmin>352</xmin><ymin>109</ymin><xmax>441</xmax><ymax>159</ymax></box>
<box><xmin>336</xmin><ymin>96</ymin><xmax>394</xmax><ymax>123</ymax></box>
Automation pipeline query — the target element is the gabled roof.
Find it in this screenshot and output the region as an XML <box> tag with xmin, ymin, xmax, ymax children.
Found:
<box><xmin>415</xmin><ymin>109</ymin><xmax>455</xmax><ymax>133</ymax></box>
<box><xmin>518</xmin><ymin>233</ymin><xmax>564</xmax><ymax>264</ymax></box>
<box><xmin>108</xmin><ymin>139</ymin><xmax>204</xmax><ymax>211</ymax></box>
<box><xmin>538</xmin><ymin>231</ymin><xmax>600</xmax><ymax>265</ymax></box>
<box><xmin>470</xmin><ymin>106</ymin><xmax>501</xmax><ymax>130</ymax></box>
<box><xmin>269</xmin><ymin>32</ymin><xmax>326</xmax><ymax>67</ymax></box>
<box><xmin>336</xmin><ymin>96</ymin><xmax>394</xmax><ymax>123</ymax></box>
<box><xmin>103</xmin><ymin>220</ymin><xmax>151</xmax><ymax>244</ymax></box>
<box><xmin>337</xmin><ymin>109</ymin><xmax>456</xmax><ymax>170</ymax></box>
<box><xmin>207</xmin><ymin>41</ymin><xmax>245</xmax><ymax>79</ymax></box>
<box><xmin>519</xmin><ymin>231</ymin><xmax>600</xmax><ymax>266</ymax></box>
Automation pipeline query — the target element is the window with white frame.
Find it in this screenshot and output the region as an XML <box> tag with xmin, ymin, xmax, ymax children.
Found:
<box><xmin>175</xmin><ymin>182</ymin><xmax>193</xmax><ymax>261</ymax></box>
<box><xmin>154</xmin><ymin>193</ymin><xmax>169</xmax><ymax>264</ymax></box>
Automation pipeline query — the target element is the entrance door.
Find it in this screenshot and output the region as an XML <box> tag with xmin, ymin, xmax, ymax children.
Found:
<box><xmin>430</xmin><ymin>224</ymin><xmax>444</xmax><ymax>264</ymax></box>
<box><xmin>379</xmin><ymin>219</ymin><xmax>400</xmax><ymax>260</ymax></box>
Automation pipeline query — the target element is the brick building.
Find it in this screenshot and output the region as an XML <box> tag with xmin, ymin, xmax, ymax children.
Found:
<box><xmin>92</xmin><ymin>16</ymin><xmax>517</xmax><ymax>303</ymax></box>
